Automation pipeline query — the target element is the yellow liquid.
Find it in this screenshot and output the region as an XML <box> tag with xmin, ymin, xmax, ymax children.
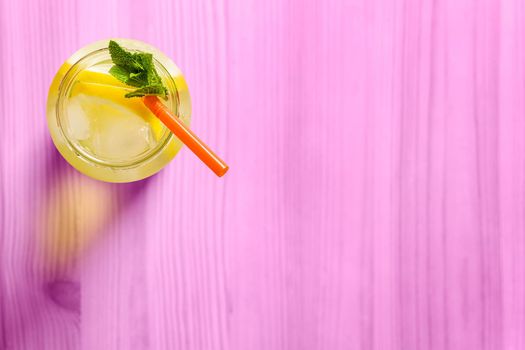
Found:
<box><xmin>65</xmin><ymin>63</ymin><xmax>166</xmax><ymax>163</ymax></box>
<box><xmin>46</xmin><ymin>39</ymin><xmax>191</xmax><ymax>182</ymax></box>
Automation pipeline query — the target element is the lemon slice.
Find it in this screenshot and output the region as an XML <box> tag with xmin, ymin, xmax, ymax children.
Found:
<box><xmin>69</xmin><ymin>77</ymin><xmax>166</xmax><ymax>141</ymax></box>
<box><xmin>75</xmin><ymin>68</ymin><xmax>129</xmax><ymax>87</ymax></box>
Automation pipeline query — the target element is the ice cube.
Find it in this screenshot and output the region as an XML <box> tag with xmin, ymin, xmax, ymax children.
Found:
<box><xmin>76</xmin><ymin>95</ymin><xmax>154</xmax><ymax>160</ymax></box>
<box><xmin>66</xmin><ymin>99</ymin><xmax>91</xmax><ymax>141</ymax></box>
<box><xmin>89</xmin><ymin>115</ymin><xmax>153</xmax><ymax>160</ymax></box>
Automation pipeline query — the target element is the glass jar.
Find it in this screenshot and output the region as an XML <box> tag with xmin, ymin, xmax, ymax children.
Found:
<box><xmin>46</xmin><ymin>38</ymin><xmax>191</xmax><ymax>182</ymax></box>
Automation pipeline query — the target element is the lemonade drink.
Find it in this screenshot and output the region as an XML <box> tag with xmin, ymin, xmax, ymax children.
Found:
<box><xmin>46</xmin><ymin>39</ymin><xmax>191</xmax><ymax>182</ymax></box>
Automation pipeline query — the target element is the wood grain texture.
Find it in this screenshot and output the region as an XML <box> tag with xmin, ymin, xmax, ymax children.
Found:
<box><xmin>1</xmin><ymin>0</ymin><xmax>524</xmax><ymax>349</ymax></box>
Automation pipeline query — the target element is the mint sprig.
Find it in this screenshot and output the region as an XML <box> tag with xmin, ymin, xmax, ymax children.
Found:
<box><xmin>108</xmin><ymin>40</ymin><xmax>168</xmax><ymax>99</ymax></box>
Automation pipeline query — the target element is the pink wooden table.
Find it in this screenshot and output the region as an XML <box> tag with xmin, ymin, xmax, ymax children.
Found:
<box><xmin>1</xmin><ymin>0</ymin><xmax>524</xmax><ymax>349</ymax></box>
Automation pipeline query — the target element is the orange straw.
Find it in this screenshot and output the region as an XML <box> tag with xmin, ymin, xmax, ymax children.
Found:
<box><xmin>143</xmin><ymin>96</ymin><xmax>229</xmax><ymax>177</ymax></box>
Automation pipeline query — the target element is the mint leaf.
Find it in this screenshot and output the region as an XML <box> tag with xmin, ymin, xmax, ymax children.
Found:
<box><xmin>137</xmin><ymin>53</ymin><xmax>161</xmax><ymax>85</ymax></box>
<box><xmin>127</xmin><ymin>71</ymin><xmax>149</xmax><ymax>87</ymax></box>
<box><xmin>124</xmin><ymin>85</ymin><xmax>168</xmax><ymax>98</ymax></box>
<box><xmin>108</xmin><ymin>40</ymin><xmax>168</xmax><ymax>99</ymax></box>
<box><xmin>108</xmin><ymin>65</ymin><xmax>131</xmax><ymax>83</ymax></box>
<box><xmin>108</xmin><ymin>40</ymin><xmax>142</xmax><ymax>71</ymax></box>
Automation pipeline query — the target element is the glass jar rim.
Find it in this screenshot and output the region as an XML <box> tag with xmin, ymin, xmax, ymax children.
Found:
<box><xmin>55</xmin><ymin>46</ymin><xmax>177</xmax><ymax>169</ymax></box>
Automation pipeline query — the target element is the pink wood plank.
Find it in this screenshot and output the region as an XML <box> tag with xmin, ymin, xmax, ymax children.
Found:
<box><xmin>1</xmin><ymin>0</ymin><xmax>524</xmax><ymax>349</ymax></box>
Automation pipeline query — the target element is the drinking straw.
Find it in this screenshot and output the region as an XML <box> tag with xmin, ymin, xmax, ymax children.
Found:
<box><xmin>143</xmin><ymin>96</ymin><xmax>229</xmax><ymax>177</ymax></box>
